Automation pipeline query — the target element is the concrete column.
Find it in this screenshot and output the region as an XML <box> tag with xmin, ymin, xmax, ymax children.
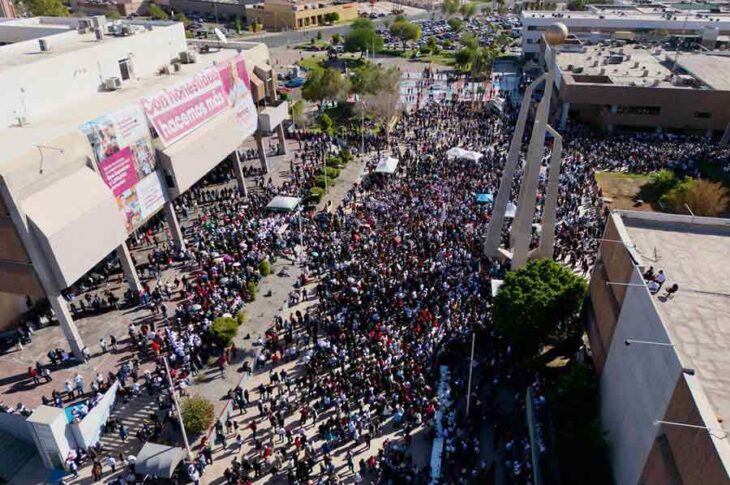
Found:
<box><xmin>276</xmin><ymin>123</ymin><xmax>288</xmax><ymax>155</ymax></box>
<box><xmin>255</xmin><ymin>131</ymin><xmax>269</xmax><ymax>173</ymax></box>
<box><xmin>511</xmin><ymin>50</ymin><xmax>558</xmax><ymax>270</ymax></box>
<box><xmin>720</xmin><ymin>122</ymin><xmax>730</xmax><ymax>147</ymax></box>
<box><xmin>232</xmin><ymin>151</ymin><xmax>248</xmax><ymax>198</ymax></box>
<box><xmin>484</xmin><ymin>73</ymin><xmax>546</xmax><ymax>259</ymax></box>
<box><xmin>116</xmin><ymin>242</ymin><xmax>142</xmax><ymax>293</ymax></box>
<box><xmin>48</xmin><ymin>293</ymin><xmax>84</xmax><ymax>362</ymax></box>
<box><xmin>535</xmin><ymin>126</ymin><xmax>562</xmax><ymax>260</ymax></box>
<box><xmin>560</xmin><ymin>102</ymin><xmax>570</xmax><ymax>130</ymax></box>
<box><xmin>164</xmin><ymin>201</ymin><xmax>185</xmax><ymax>252</ymax></box>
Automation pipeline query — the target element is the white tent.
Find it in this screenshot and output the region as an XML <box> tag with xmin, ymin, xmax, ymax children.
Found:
<box><xmin>375</xmin><ymin>156</ymin><xmax>399</xmax><ymax>174</ymax></box>
<box><xmin>446</xmin><ymin>147</ymin><xmax>483</xmax><ymax>162</ymax></box>
<box><xmin>266</xmin><ymin>196</ymin><xmax>301</xmax><ymax>212</ymax></box>
<box><xmin>505</xmin><ymin>201</ymin><xmax>517</xmax><ymax>218</ymax></box>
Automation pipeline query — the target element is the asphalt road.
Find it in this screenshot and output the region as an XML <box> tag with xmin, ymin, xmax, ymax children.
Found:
<box><xmin>245</xmin><ymin>11</ymin><xmax>432</xmax><ymax>48</ymax></box>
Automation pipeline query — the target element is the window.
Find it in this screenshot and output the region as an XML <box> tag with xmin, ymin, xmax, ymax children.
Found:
<box><xmin>118</xmin><ymin>58</ymin><xmax>132</xmax><ymax>81</ymax></box>
<box><xmin>694</xmin><ymin>112</ymin><xmax>712</xmax><ymax>119</ymax></box>
<box><xmin>527</xmin><ymin>25</ymin><xmax>537</xmax><ymax>31</ymax></box>
<box><xmin>616</xmin><ymin>105</ymin><xmax>661</xmax><ymax>116</ymax></box>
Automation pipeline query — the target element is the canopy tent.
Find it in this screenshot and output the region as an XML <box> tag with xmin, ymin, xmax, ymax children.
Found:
<box><xmin>490</xmin><ymin>279</ymin><xmax>504</xmax><ymax>298</ymax></box>
<box><xmin>475</xmin><ymin>193</ymin><xmax>494</xmax><ymax>204</ymax></box>
<box><xmin>505</xmin><ymin>201</ymin><xmax>517</xmax><ymax>218</ymax></box>
<box><xmin>446</xmin><ymin>147</ymin><xmax>483</xmax><ymax>162</ymax></box>
<box><xmin>135</xmin><ymin>442</ymin><xmax>185</xmax><ymax>478</ymax></box>
<box><xmin>266</xmin><ymin>196</ymin><xmax>301</xmax><ymax>212</ymax></box>
<box><xmin>374</xmin><ymin>156</ymin><xmax>399</xmax><ymax>174</ymax></box>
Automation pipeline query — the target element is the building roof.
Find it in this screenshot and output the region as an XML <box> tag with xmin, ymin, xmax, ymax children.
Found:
<box><xmin>618</xmin><ymin>211</ymin><xmax>730</xmax><ymax>433</ymax></box>
<box><xmin>522</xmin><ymin>9</ymin><xmax>730</xmax><ymax>23</ymax></box>
<box><xmin>675</xmin><ymin>53</ymin><xmax>730</xmax><ymax>90</ymax></box>
<box><xmin>557</xmin><ymin>44</ymin><xmax>728</xmax><ymax>90</ymax></box>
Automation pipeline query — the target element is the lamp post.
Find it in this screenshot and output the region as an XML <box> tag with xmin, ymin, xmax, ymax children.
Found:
<box><xmin>163</xmin><ymin>357</ymin><xmax>193</xmax><ymax>460</ymax></box>
<box><xmin>654</xmin><ymin>420</ymin><xmax>727</xmax><ymax>439</ymax></box>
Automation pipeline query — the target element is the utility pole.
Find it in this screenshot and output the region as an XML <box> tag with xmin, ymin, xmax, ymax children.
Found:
<box><xmin>465</xmin><ymin>331</ymin><xmax>476</xmax><ymax>416</ymax></box>
<box><xmin>163</xmin><ymin>357</ymin><xmax>193</xmax><ymax>460</ymax></box>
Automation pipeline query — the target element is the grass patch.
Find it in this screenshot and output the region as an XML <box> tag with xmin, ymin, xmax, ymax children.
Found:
<box><xmin>595</xmin><ymin>171</ymin><xmax>655</xmax><ymax>211</ymax></box>
<box><xmin>298</xmin><ymin>56</ymin><xmax>326</xmax><ymax>71</ymax></box>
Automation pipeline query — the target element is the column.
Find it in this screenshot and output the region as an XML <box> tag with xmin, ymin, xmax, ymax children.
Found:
<box><xmin>535</xmin><ymin>127</ymin><xmax>562</xmax><ymax>260</ymax></box>
<box><xmin>276</xmin><ymin>123</ymin><xmax>288</xmax><ymax>156</ymax></box>
<box><xmin>116</xmin><ymin>242</ymin><xmax>142</xmax><ymax>293</ymax></box>
<box><xmin>560</xmin><ymin>102</ymin><xmax>570</xmax><ymax>130</ymax></box>
<box><xmin>232</xmin><ymin>151</ymin><xmax>248</xmax><ymax>197</ymax></box>
<box><xmin>48</xmin><ymin>293</ymin><xmax>84</xmax><ymax>362</ymax></box>
<box><xmin>720</xmin><ymin>122</ymin><xmax>730</xmax><ymax>147</ymax></box>
<box><xmin>484</xmin><ymin>73</ymin><xmax>546</xmax><ymax>259</ymax></box>
<box><xmin>255</xmin><ymin>131</ymin><xmax>269</xmax><ymax>173</ymax></box>
<box><xmin>164</xmin><ymin>201</ymin><xmax>185</xmax><ymax>252</ymax></box>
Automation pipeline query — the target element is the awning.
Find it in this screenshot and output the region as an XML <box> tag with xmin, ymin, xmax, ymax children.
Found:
<box><xmin>135</xmin><ymin>442</ymin><xmax>185</xmax><ymax>478</ymax></box>
<box><xmin>22</xmin><ymin>168</ymin><xmax>127</xmax><ymax>288</ymax></box>
<box><xmin>266</xmin><ymin>196</ymin><xmax>301</xmax><ymax>211</ymax></box>
<box><xmin>475</xmin><ymin>193</ymin><xmax>493</xmax><ymax>203</ymax></box>
<box><xmin>446</xmin><ymin>147</ymin><xmax>483</xmax><ymax>162</ymax></box>
<box><xmin>375</xmin><ymin>156</ymin><xmax>399</xmax><ymax>174</ymax></box>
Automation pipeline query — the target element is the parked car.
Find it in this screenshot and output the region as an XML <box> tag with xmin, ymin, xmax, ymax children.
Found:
<box><xmin>285</xmin><ymin>77</ymin><xmax>305</xmax><ymax>88</ymax></box>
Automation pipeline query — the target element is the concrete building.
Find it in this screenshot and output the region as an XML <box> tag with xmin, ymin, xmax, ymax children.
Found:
<box><xmin>69</xmin><ymin>0</ymin><xmax>150</xmax><ymax>17</ymax></box>
<box><xmin>0</xmin><ymin>0</ymin><xmax>16</xmax><ymax>18</ymax></box>
<box><xmin>165</xmin><ymin>0</ymin><xmax>251</xmax><ymax>22</ymax></box>
<box><xmin>521</xmin><ymin>8</ymin><xmax>730</xmax><ymax>59</ymax></box>
<box><xmin>553</xmin><ymin>43</ymin><xmax>730</xmax><ymax>135</ymax></box>
<box><xmin>588</xmin><ymin>210</ymin><xmax>730</xmax><ymax>485</ymax></box>
<box><xmin>247</xmin><ymin>0</ymin><xmax>358</xmax><ymax>31</ymax></box>
<box><xmin>0</xmin><ymin>16</ymin><xmax>289</xmax><ymax>356</ymax></box>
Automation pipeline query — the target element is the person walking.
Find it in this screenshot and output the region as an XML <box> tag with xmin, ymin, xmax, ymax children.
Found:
<box><xmin>119</xmin><ymin>424</ymin><xmax>128</xmax><ymax>443</ymax></box>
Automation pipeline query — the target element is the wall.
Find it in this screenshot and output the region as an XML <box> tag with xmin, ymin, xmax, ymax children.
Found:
<box><xmin>0</xmin><ymin>22</ymin><xmax>187</xmax><ymax>129</ymax></box>
<box><xmin>169</xmin><ymin>0</ymin><xmax>248</xmax><ymax>20</ymax></box>
<box><xmin>0</xmin><ymin>25</ymin><xmax>70</xmax><ymax>43</ymax></box>
<box><xmin>0</xmin><ymin>292</ymin><xmax>27</xmax><ymax>330</ymax></box>
<box><xmin>600</xmin><ymin>266</ymin><xmax>683</xmax><ymax>485</ymax></box>
<box><xmin>70</xmin><ymin>381</ymin><xmax>119</xmax><ymax>449</ymax></box>
<box><xmin>0</xmin><ymin>412</ymin><xmax>33</xmax><ymax>444</ymax></box>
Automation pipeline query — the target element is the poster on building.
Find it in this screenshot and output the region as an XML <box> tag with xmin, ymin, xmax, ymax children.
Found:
<box><xmin>116</xmin><ymin>187</ymin><xmax>143</xmax><ymax>231</ymax></box>
<box><xmin>97</xmin><ymin>147</ymin><xmax>138</xmax><ymax>196</ymax></box>
<box><xmin>217</xmin><ymin>55</ymin><xmax>258</xmax><ymax>140</ymax></box>
<box><xmin>141</xmin><ymin>68</ymin><xmax>229</xmax><ymax>147</ymax></box>
<box><xmin>137</xmin><ymin>172</ymin><xmax>168</xmax><ymax>220</ymax></box>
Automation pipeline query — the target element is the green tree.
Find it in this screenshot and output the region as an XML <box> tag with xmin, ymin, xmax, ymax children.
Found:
<box><xmin>259</xmin><ymin>259</ymin><xmax>271</xmax><ymax>277</ymax></box>
<box><xmin>26</xmin><ymin>0</ymin><xmax>68</xmax><ymax>16</ymax></box>
<box><xmin>106</xmin><ymin>8</ymin><xmax>121</xmax><ymax>19</ymax></box>
<box><xmin>459</xmin><ymin>2</ymin><xmax>476</xmax><ymax>18</ymax></box>
<box><xmin>460</xmin><ymin>32</ymin><xmax>478</xmax><ymax>50</ymax></box>
<box><xmin>471</xmin><ymin>45</ymin><xmax>499</xmax><ymax>80</ymax></box>
<box><xmin>234</xmin><ymin>17</ymin><xmax>243</xmax><ymax>34</ymax></box>
<box><xmin>440</xmin><ymin>0</ymin><xmax>459</xmax><ymax>16</ymax></box>
<box><xmin>447</xmin><ymin>16</ymin><xmax>463</xmax><ymax>33</ymax></box>
<box><xmin>454</xmin><ymin>48</ymin><xmax>474</xmax><ymax>70</ymax></box>
<box><xmin>324</xmin><ymin>12</ymin><xmax>339</xmax><ymax>23</ymax></box>
<box><xmin>147</xmin><ymin>2</ymin><xmax>168</xmax><ymax>20</ymax></box>
<box><xmin>302</xmin><ymin>67</ymin><xmax>350</xmax><ymax>105</ymax></box>
<box><xmin>173</xmin><ymin>12</ymin><xmax>190</xmax><ymax>25</ymax></box>
<box><xmin>291</xmin><ymin>99</ymin><xmax>306</xmax><ymax>128</ymax></box>
<box><xmin>357</xmin><ymin>66</ymin><xmax>402</xmax><ymax>141</ymax></box>
<box><xmin>210</xmin><ymin>316</ymin><xmax>239</xmax><ymax>348</ymax></box>
<box><xmin>331</xmin><ymin>32</ymin><xmax>342</xmax><ymax>45</ymax></box>
<box><xmin>316</xmin><ymin>30</ymin><xmax>323</xmax><ymax>41</ymax></box>
<box><xmin>344</xmin><ymin>18</ymin><xmax>383</xmax><ymax>55</ymax></box>
<box><xmin>494</xmin><ymin>259</ymin><xmax>587</xmax><ymax>361</ymax></box>
<box><xmin>567</xmin><ymin>0</ymin><xmax>586</xmax><ymax>10</ymax></box>
<box><xmin>426</xmin><ymin>36</ymin><xmax>438</xmax><ymax>53</ymax></box>
<box><xmin>319</xmin><ymin>112</ymin><xmax>334</xmax><ymax>135</ymax></box>
<box><xmin>389</xmin><ymin>18</ymin><xmax>421</xmax><ymax>51</ymax></box>
<box><xmin>180</xmin><ymin>396</ymin><xmax>215</xmax><ymax>435</ymax></box>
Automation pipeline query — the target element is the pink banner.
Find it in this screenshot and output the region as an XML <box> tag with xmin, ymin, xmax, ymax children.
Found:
<box><xmin>142</xmin><ymin>69</ymin><xmax>228</xmax><ymax>146</ymax></box>
<box><xmin>98</xmin><ymin>147</ymin><xmax>138</xmax><ymax>197</ymax></box>
<box><xmin>217</xmin><ymin>55</ymin><xmax>257</xmax><ymax>139</ymax></box>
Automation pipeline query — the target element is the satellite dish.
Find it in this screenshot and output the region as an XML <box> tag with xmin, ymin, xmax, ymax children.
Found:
<box><xmin>214</xmin><ymin>28</ymin><xmax>228</xmax><ymax>44</ymax></box>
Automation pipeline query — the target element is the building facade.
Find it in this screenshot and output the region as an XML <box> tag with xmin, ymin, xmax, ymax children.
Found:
<box><xmin>589</xmin><ymin>211</ymin><xmax>730</xmax><ymax>485</ymax></box>
<box><xmin>0</xmin><ymin>17</ymin><xmax>288</xmax><ymax>348</ymax></box>
<box><xmin>0</xmin><ymin>0</ymin><xmax>15</xmax><ymax>18</ymax></box>
<box><xmin>248</xmin><ymin>0</ymin><xmax>358</xmax><ymax>31</ymax></box>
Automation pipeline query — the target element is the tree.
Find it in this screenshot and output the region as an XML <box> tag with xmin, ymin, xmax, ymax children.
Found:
<box><xmin>471</xmin><ymin>46</ymin><xmax>499</xmax><ymax>80</ymax></box>
<box><xmin>389</xmin><ymin>18</ymin><xmax>421</xmax><ymax>51</ymax></box>
<box><xmin>331</xmin><ymin>32</ymin><xmax>342</xmax><ymax>45</ymax></box>
<box><xmin>663</xmin><ymin>178</ymin><xmax>729</xmax><ymax>216</ymax></box>
<box><xmin>26</xmin><ymin>0</ymin><xmax>67</xmax><ymax>16</ymax></box>
<box><xmin>460</xmin><ymin>32</ymin><xmax>478</xmax><ymax>50</ymax></box>
<box><xmin>319</xmin><ymin>113</ymin><xmax>334</xmax><ymax>135</ymax></box>
<box><xmin>234</xmin><ymin>16</ymin><xmax>243</xmax><ymax>34</ymax></box>
<box><xmin>210</xmin><ymin>316</ymin><xmax>239</xmax><ymax>348</ymax></box>
<box><xmin>440</xmin><ymin>0</ymin><xmax>459</xmax><ymax>16</ymax></box>
<box><xmin>291</xmin><ymin>100</ymin><xmax>307</xmax><ymax>128</ymax></box>
<box><xmin>481</xmin><ymin>5</ymin><xmax>493</xmax><ymax>15</ymax></box>
<box><xmin>324</xmin><ymin>12</ymin><xmax>339</xmax><ymax>23</ymax></box>
<box><xmin>173</xmin><ymin>12</ymin><xmax>190</xmax><ymax>26</ymax></box>
<box><xmin>147</xmin><ymin>2</ymin><xmax>168</xmax><ymax>20</ymax></box>
<box><xmin>454</xmin><ymin>48</ymin><xmax>474</xmax><ymax>70</ymax></box>
<box><xmin>447</xmin><ymin>17</ymin><xmax>463</xmax><ymax>33</ymax></box>
<box><xmin>180</xmin><ymin>396</ymin><xmax>215</xmax><ymax>435</ymax></box>
<box><xmin>426</xmin><ymin>36</ymin><xmax>438</xmax><ymax>53</ymax></box>
<box><xmin>344</xmin><ymin>18</ymin><xmax>383</xmax><ymax>55</ymax></box>
<box><xmin>494</xmin><ymin>259</ymin><xmax>587</xmax><ymax>361</ymax></box>
<box><xmin>458</xmin><ymin>2</ymin><xmax>476</xmax><ymax>18</ymax></box>
<box><xmin>106</xmin><ymin>8</ymin><xmax>121</xmax><ymax>19</ymax></box>
<box><xmin>302</xmin><ymin>67</ymin><xmax>351</xmax><ymax>105</ymax></box>
<box><xmin>357</xmin><ymin>66</ymin><xmax>402</xmax><ymax>141</ymax></box>
<box><xmin>567</xmin><ymin>0</ymin><xmax>586</xmax><ymax>10</ymax></box>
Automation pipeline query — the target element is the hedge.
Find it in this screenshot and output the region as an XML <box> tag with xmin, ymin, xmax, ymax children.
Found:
<box><xmin>210</xmin><ymin>316</ymin><xmax>238</xmax><ymax>348</ymax></box>
<box><xmin>180</xmin><ymin>396</ymin><xmax>215</xmax><ymax>435</ymax></box>
<box><xmin>310</xmin><ymin>187</ymin><xmax>325</xmax><ymax>203</ymax></box>
<box><xmin>259</xmin><ymin>259</ymin><xmax>271</xmax><ymax>277</ymax></box>
<box><xmin>246</xmin><ymin>281</ymin><xmax>258</xmax><ymax>301</ymax></box>
<box><xmin>315</xmin><ymin>175</ymin><xmax>335</xmax><ymax>189</ymax></box>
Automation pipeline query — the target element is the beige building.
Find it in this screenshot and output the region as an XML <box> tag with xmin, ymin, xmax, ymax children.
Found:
<box><xmin>248</xmin><ymin>0</ymin><xmax>358</xmax><ymax>31</ymax></box>
<box><xmin>589</xmin><ymin>210</ymin><xmax>730</xmax><ymax>485</ymax></box>
<box><xmin>0</xmin><ymin>17</ymin><xmax>289</xmax><ymax>355</ymax></box>
<box><xmin>552</xmin><ymin>43</ymin><xmax>730</xmax><ymax>137</ymax></box>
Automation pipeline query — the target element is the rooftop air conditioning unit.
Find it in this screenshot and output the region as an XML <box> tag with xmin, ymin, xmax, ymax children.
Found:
<box><xmin>104</xmin><ymin>77</ymin><xmax>122</xmax><ymax>90</ymax></box>
<box><xmin>179</xmin><ymin>50</ymin><xmax>198</xmax><ymax>64</ymax></box>
<box><xmin>160</xmin><ymin>65</ymin><xmax>172</xmax><ymax>75</ymax></box>
<box><xmin>38</xmin><ymin>39</ymin><xmax>49</xmax><ymax>52</ymax></box>
<box><xmin>172</xmin><ymin>61</ymin><xmax>181</xmax><ymax>72</ymax></box>
<box><xmin>642</xmin><ymin>70</ymin><xmax>648</xmax><ymax>77</ymax></box>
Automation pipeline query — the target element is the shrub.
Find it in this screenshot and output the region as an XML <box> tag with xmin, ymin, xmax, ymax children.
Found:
<box><xmin>326</xmin><ymin>156</ymin><xmax>342</xmax><ymax>168</ymax></box>
<box><xmin>648</xmin><ymin>169</ymin><xmax>679</xmax><ymax>197</ymax></box>
<box><xmin>419</xmin><ymin>45</ymin><xmax>431</xmax><ymax>55</ymax></box>
<box><xmin>236</xmin><ymin>310</ymin><xmax>247</xmax><ymax>326</ymax></box>
<box><xmin>210</xmin><ymin>316</ymin><xmax>238</xmax><ymax>348</ymax></box>
<box><xmin>320</xmin><ymin>166</ymin><xmax>340</xmax><ymax>179</ymax></box>
<box><xmin>340</xmin><ymin>148</ymin><xmax>353</xmax><ymax>163</ymax></box>
<box><xmin>259</xmin><ymin>259</ymin><xmax>271</xmax><ymax>277</ymax></box>
<box><xmin>663</xmin><ymin>178</ymin><xmax>729</xmax><ymax>216</ymax></box>
<box><xmin>279</xmin><ymin>92</ymin><xmax>289</xmax><ymax>101</ymax></box>
<box><xmin>310</xmin><ymin>187</ymin><xmax>325</xmax><ymax>203</ymax></box>
<box><xmin>246</xmin><ymin>281</ymin><xmax>258</xmax><ymax>301</ymax></box>
<box><xmin>180</xmin><ymin>396</ymin><xmax>215</xmax><ymax>435</ymax></box>
<box><xmin>315</xmin><ymin>175</ymin><xmax>335</xmax><ymax>189</ymax></box>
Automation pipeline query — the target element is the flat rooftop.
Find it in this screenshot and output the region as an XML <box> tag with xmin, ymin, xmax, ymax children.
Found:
<box><xmin>523</xmin><ymin>9</ymin><xmax>730</xmax><ymax>22</ymax></box>
<box><xmin>557</xmin><ymin>44</ymin><xmax>727</xmax><ymax>89</ymax></box>
<box><xmin>620</xmin><ymin>211</ymin><xmax>730</xmax><ymax>432</ymax></box>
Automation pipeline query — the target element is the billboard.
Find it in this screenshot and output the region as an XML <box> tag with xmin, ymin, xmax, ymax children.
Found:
<box><xmin>81</xmin><ymin>105</ymin><xmax>163</xmax><ymax>232</ymax></box>
<box><xmin>141</xmin><ymin>68</ymin><xmax>229</xmax><ymax>147</ymax></box>
<box><xmin>217</xmin><ymin>55</ymin><xmax>257</xmax><ymax>140</ymax></box>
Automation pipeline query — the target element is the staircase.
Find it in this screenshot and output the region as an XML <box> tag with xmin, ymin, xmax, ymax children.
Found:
<box><xmin>98</xmin><ymin>393</ymin><xmax>160</xmax><ymax>458</ymax></box>
<box><xmin>0</xmin><ymin>430</ymin><xmax>37</xmax><ymax>482</ymax></box>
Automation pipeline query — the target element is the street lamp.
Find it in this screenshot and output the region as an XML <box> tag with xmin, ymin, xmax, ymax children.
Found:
<box><xmin>654</xmin><ymin>420</ymin><xmax>727</xmax><ymax>439</ymax></box>
<box><xmin>163</xmin><ymin>356</ymin><xmax>194</xmax><ymax>460</ymax></box>
<box><xmin>624</xmin><ymin>339</ymin><xmax>695</xmax><ymax>376</ymax></box>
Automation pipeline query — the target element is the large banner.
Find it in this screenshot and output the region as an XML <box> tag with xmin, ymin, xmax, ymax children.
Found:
<box><xmin>141</xmin><ymin>68</ymin><xmax>229</xmax><ymax>146</ymax></box>
<box><xmin>81</xmin><ymin>105</ymin><xmax>162</xmax><ymax>232</ymax></box>
<box><xmin>217</xmin><ymin>55</ymin><xmax>257</xmax><ymax>140</ymax></box>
